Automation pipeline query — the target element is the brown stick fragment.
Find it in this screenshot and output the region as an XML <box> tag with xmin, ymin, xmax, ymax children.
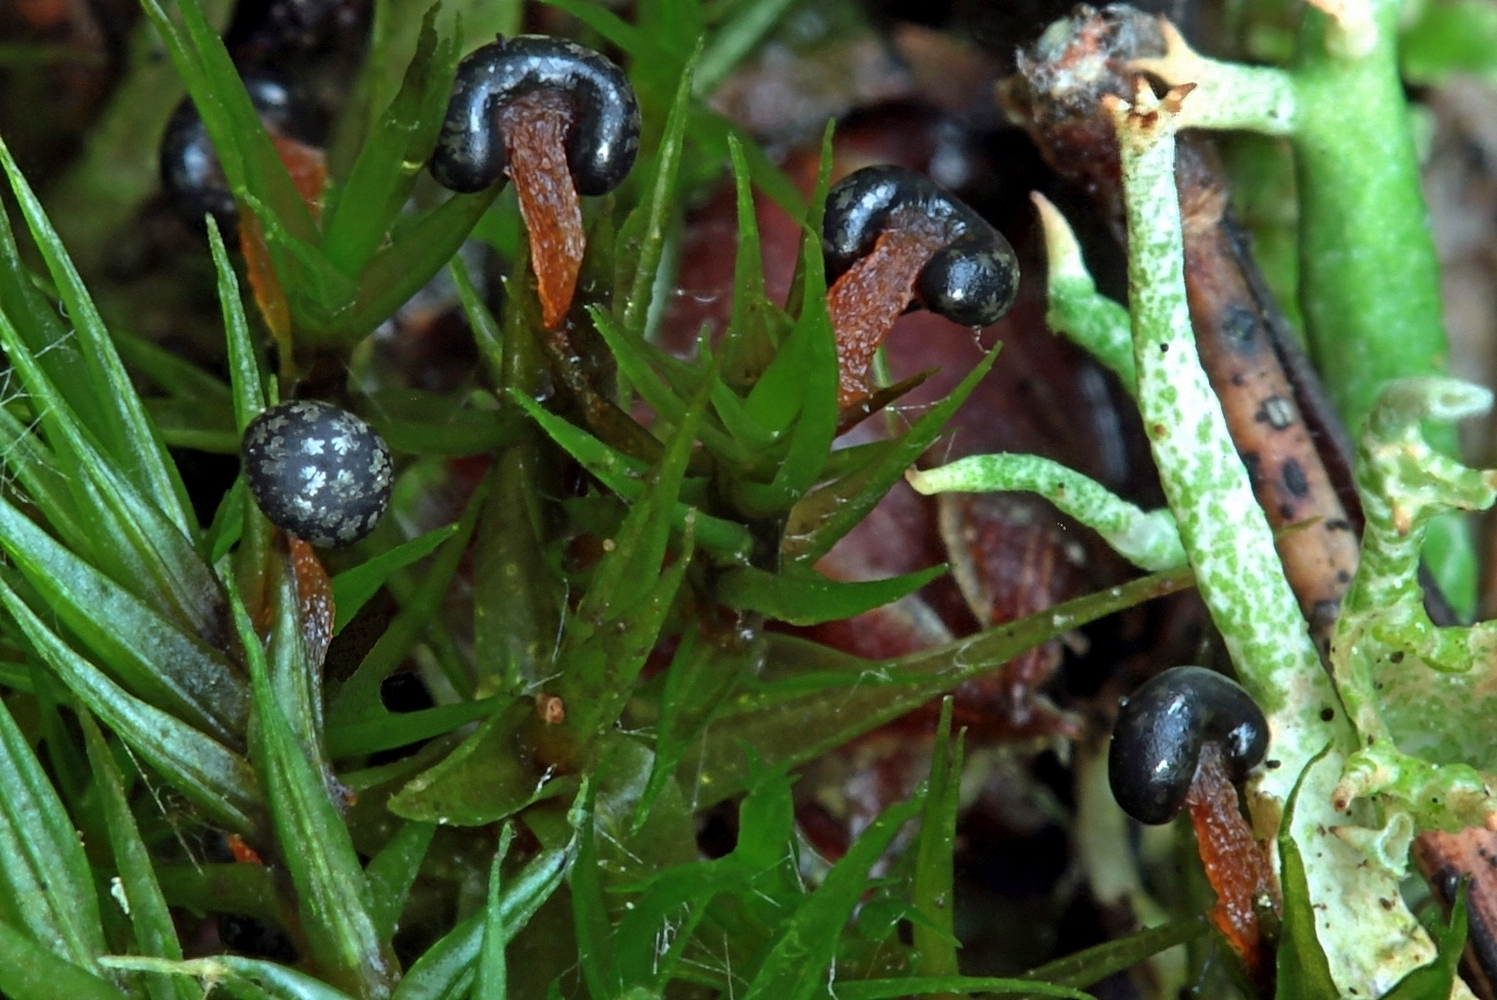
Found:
<box><xmin>499</xmin><ymin>90</ymin><xmax>587</xmax><ymax>331</ymax></box>
<box><xmin>1176</xmin><ymin>138</ymin><xmax>1359</xmax><ymax>643</ymax></box>
<box><xmin>1414</xmin><ymin>828</ymin><xmax>1497</xmax><ymax>999</ymax></box>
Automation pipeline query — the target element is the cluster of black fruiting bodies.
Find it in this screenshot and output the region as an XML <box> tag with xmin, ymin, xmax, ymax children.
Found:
<box><xmin>159</xmin><ymin>36</ymin><xmax>1028</xmax><ymax>545</ymax></box>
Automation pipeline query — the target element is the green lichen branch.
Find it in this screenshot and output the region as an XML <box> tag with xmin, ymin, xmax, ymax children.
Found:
<box><xmin>1134</xmin><ymin>0</ymin><xmax>1477</xmax><ymax>615</ymax></box>
<box><xmin>907</xmin><ymin>455</ymin><xmax>1182</xmax><ymax>572</ymax></box>
<box><xmin>1328</xmin><ymin>377</ymin><xmax>1497</xmax><ymax>830</ymax></box>
<box><xmin>1107</xmin><ymin>79</ymin><xmax>1444</xmax><ymax>997</ymax></box>
<box><xmin>1031</xmin><ymin>192</ymin><xmax>1137</xmax><ymax>396</ymax></box>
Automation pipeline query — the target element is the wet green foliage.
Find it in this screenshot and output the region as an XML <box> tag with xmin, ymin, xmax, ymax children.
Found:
<box><xmin>0</xmin><ymin>0</ymin><xmax>1221</xmax><ymax>995</ymax></box>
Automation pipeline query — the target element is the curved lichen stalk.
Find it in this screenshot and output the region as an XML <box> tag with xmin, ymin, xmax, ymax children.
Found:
<box><xmin>928</xmin><ymin>77</ymin><xmax>1456</xmax><ymax>995</ymax></box>
<box><xmin>1109</xmin><ymin>78</ymin><xmax>1458</xmax><ymax>999</ymax></box>
<box><xmin>1134</xmin><ymin>0</ymin><xmax>1477</xmax><ymax>616</ymax></box>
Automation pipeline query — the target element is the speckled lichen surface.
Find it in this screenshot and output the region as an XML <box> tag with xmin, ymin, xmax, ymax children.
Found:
<box><xmin>242</xmin><ymin>400</ymin><xmax>393</xmax><ymax>548</ymax></box>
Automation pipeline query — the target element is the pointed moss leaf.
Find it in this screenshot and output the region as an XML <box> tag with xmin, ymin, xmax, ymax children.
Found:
<box><xmin>0</xmin><ymin>183</ymin><xmax>108</xmax><ymax>442</ymax></box>
<box><xmin>362</xmin><ymin>401</ymin><xmax>526</xmax><ymax>458</ymax></box>
<box><xmin>207</xmin><ymin>958</ymin><xmax>358</xmax><ymax>1000</ymax></box>
<box><xmin>385</xmin><ymin>700</ymin><xmax>576</xmax><ymax>825</ymax></box>
<box><xmin>329</xmin><ymin>469</ymin><xmax>492</xmax><ymax>726</ymax></box>
<box><xmin>1019</xmin><ymin>916</ymin><xmax>1207</xmax><ymax>990</ymax></box>
<box><xmin>509</xmin><ymin>390</ymin><xmax>753</xmax><ymax>562</ymax></box>
<box><xmin>615</xmin><ymin>767</ymin><xmax>800</xmax><ymax>987</ymax></box>
<box><xmin>148</xmin><ymin>398</ymin><xmax>238</xmax><ymax>453</ymax></box>
<box><xmin>720</xmin><ymin>134</ymin><xmax>777</xmax><ymax>388</ymax></box>
<box><xmin>208</xmin><ymin>216</ymin><xmax>266</xmax><ymax>434</ymax></box>
<box><xmin>740</xmin><ymin>143</ymin><xmax>831</xmax><ymax>439</ymax></box>
<box><xmin>0</xmin><ymin>692</ymin><xmax>105</xmax><ymax>970</ymax></box>
<box><xmin>0</xmin><ymin>921</ymin><xmax>126</xmax><ymax>1000</ymax></box>
<box><xmin>78</xmin><ymin>713</ymin><xmax>194</xmax><ymax>1000</ymax></box>
<box><xmin>569</xmin><ymin>782</ymin><xmax>620</xmax><ymax>998</ymax></box>
<box><xmin>1275</xmin><ymin>748</ymin><xmax>1340</xmax><ymax>1000</ymax></box>
<box><xmin>785</xmin><ymin>345</ymin><xmax>1002</xmax><ymax>564</ymax></box>
<box><xmin>325</xmin><ymin>696</ymin><xmax>509</xmax><ymax>758</ymax></box>
<box><xmin>912</xmin><ymin>698</ymin><xmax>961</xmax><ymax>978</ymax></box>
<box><xmin>833</xmin><ymin>979</ymin><xmax>1090</xmax><ymax>1000</ymax></box>
<box><xmin>0</xmin><ymin>307</ymin><xmax>228</xmax><ymax>639</ymax></box>
<box><xmin>578</xmin><ymin>369</ymin><xmax>708</xmax><ymax>625</ymax></box>
<box><xmin>1383</xmin><ymin>882</ymin><xmax>1467</xmax><ymax>1000</ymax></box>
<box><xmin>590</xmin><ymin>307</ymin><xmax>749</xmax><ymax>464</ymax></box>
<box><xmin>695</xmin><ymin>0</ymin><xmax>801</xmax><ymax>97</ymax></box>
<box><xmin>100</xmin><ymin>956</ymin><xmax>356</xmax><ymax>1000</ymax></box>
<box><xmin>155</xmin><ymin>863</ymin><xmax>280</xmax><ymax>924</ymax></box>
<box><xmin>113</xmin><ymin>329</ymin><xmax>233</xmax><ymax>404</ymax></box>
<box><xmin>780</xmin><ymin>121</ymin><xmax>833</xmax><ymax>323</ymax></box>
<box><xmin>753</xmin><ymin>230</ymin><xmax>837</xmax><ymax>509</ymax></box>
<box><xmin>558</xmin><ymin>387</ymin><xmax>703</xmax><ymax>735</ymax></box>
<box><xmin>450</xmin><ymin>254</ymin><xmax>504</xmax><ymax>383</ymax></box>
<box><xmin>322</xmin><ymin>10</ymin><xmax>459</xmax><ymax>275</ymax></box>
<box><xmin>475</xmin><ymin>825</ymin><xmax>517</xmax><ymax>1000</ymax></box>
<box><xmin>0</xmin><ymin>495</ymin><xmax>247</xmax><ymax>744</ymax></box>
<box><xmin>0</xmin><ymin>405</ymin><xmax>87</xmax><ymax>552</ymax></box>
<box><xmin>535</xmin><ymin>0</ymin><xmax>653</xmax><ymax>57</ymax></box>
<box><xmin>633</xmin><ymin>626</ymin><xmax>754</xmax><ymax>830</ymax></box>
<box><xmin>474</xmin><ymin>447</ymin><xmax>565</xmax><ymax>696</ymax></box>
<box><xmin>0</xmin><ymin>134</ymin><xmax>196</xmax><ymax>535</ymax></box>
<box><xmin>0</xmin><ymin>576</ymin><xmax>260</xmax><ymax>832</ymax></box>
<box><xmin>619</xmin><ymin>48</ymin><xmax>698</xmax><ymax>340</ymax></box>
<box><xmin>137</xmin><ymin>0</ymin><xmax>317</xmax><ymax>245</ymax></box>
<box><xmin>366</xmin><ymin>821</ymin><xmax>436</xmax><ymax>944</ymax></box>
<box><xmin>689</xmin><ymin>566</ymin><xmax>1192</xmax><ymax>807</ymax></box>
<box><xmin>695</xmin><ymin>110</ymin><xmax>806</xmax><ymax>220</ymax></box>
<box><xmin>265</xmin><ymin>553</ymin><xmax>327</xmax><ymax>770</ymax></box>
<box><xmin>336</xmin><ymin>189</ymin><xmax>498</xmax><ymax>341</ymax></box>
<box><xmin>228</xmin><ymin>577</ymin><xmax>394</xmax><ymax>999</ymax></box>
<box><xmin>565</xmin><ymin>539</ymin><xmax>694</xmax><ymax>738</ymax></box>
<box><xmin>207</xmin><ymin>477</ymin><xmax>247</xmax><ymax>565</ymax></box>
<box><xmin>743</xmin><ymin>794</ymin><xmax>924</xmax><ymax>1000</ymax></box>
<box><xmin>392</xmin><ymin>839</ymin><xmax>575</xmax><ymax>1000</ymax></box>
<box><xmin>637</xmin><ymin>0</ymin><xmax>702</xmax><ymax>60</ymax></box>
<box><xmin>331</xmin><ymin>522</ymin><xmax>459</xmax><ymax>634</ymax></box>
<box><xmin>26</xmin><ymin>674</ymin><xmax>94</xmax><ymax>846</ymax></box>
<box><xmin>716</xmin><ymin>563</ymin><xmax>947</xmax><ymax>626</ymax></box>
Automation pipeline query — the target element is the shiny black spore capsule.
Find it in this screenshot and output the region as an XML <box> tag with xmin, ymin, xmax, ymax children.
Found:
<box><xmin>429</xmin><ymin>35</ymin><xmax>641</xmax><ymax>196</ymax></box>
<box><xmin>1108</xmin><ymin>666</ymin><xmax>1269</xmax><ymax>825</ymax></box>
<box><xmin>823</xmin><ymin>165</ymin><xmax>1020</xmax><ymax>329</ymax></box>
<box><xmin>243</xmin><ymin>401</ymin><xmax>393</xmax><ymax>548</ymax></box>
<box><xmin>159</xmin><ymin>75</ymin><xmax>310</xmax><ymax>236</ymax></box>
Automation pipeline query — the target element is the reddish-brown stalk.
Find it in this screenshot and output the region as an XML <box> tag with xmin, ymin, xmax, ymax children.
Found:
<box><xmin>498</xmin><ymin>90</ymin><xmax>587</xmax><ymax>331</ymax></box>
<box><xmin>826</xmin><ymin>210</ymin><xmax>949</xmax><ymax>408</ymax></box>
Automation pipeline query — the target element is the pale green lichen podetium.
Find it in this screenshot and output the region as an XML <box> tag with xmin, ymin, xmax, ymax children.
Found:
<box><xmin>1135</xmin><ymin>0</ymin><xmax>1478</xmax><ymax>617</ymax></box>
<box><xmin>1110</xmin><ymin>80</ymin><xmax>1446</xmax><ymax>997</ymax></box>
<box><xmin>907</xmin><ymin>455</ymin><xmax>1183</xmax><ymax>572</ymax></box>
<box><xmin>1030</xmin><ymin>192</ymin><xmax>1137</xmax><ymax>396</ymax></box>
<box><xmin>1328</xmin><ymin>378</ymin><xmax>1497</xmax><ymax>831</ymax></box>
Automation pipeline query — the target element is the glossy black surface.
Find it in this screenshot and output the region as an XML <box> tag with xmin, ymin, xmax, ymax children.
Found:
<box><xmin>429</xmin><ymin>35</ymin><xmax>640</xmax><ymax>196</ymax></box>
<box><xmin>1108</xmin><ymin>666</ymin><xmax>1269</xmax><ymax>825</ymax></box>
<box><xmin>159</xmin><ymin>75</ymin><xmax>305</xmax><ymax>235</ymax></box>
<box><xmin>823</xmin><ymin>164</ymin><xmax>1019</xmax><ymax>328</ymax></box>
